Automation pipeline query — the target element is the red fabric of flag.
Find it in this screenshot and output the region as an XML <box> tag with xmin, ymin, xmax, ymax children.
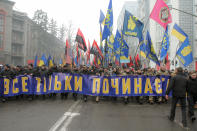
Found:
<box><xmin>75</xmin><ymin>28</ymin><xmax>87</xmax><ymax>52</ymax></box>
<box><xmin>127</xmin><ymin>56</ymin><xmax>133</xmax><ymax>67</ymax></box>
<box><xmin>90</xmin><ymin>40</ymin><xmax>103</xmax><ymax>58</ymax></box>
<box><xmin>66</xmin><ymin>39</ymin><xmax>71</xmax><ymax>64</ymax></box>
<box><xmin>87</xmin><ymin>40</ymin><xmax>91</xmax><ymax>64</ymax></box>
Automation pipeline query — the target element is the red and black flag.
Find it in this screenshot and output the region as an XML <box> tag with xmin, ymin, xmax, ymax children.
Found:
<box><xmin>65</xmin><ymin>39</ymin><xmax>72</xmax><ymax>64</ymax></box>
<box><xmin>90</xmin><ymin>40</ymin><xmax>103</xmax><ymax>58</ymax></box>
<box><xmin>135</xmin><ymin>54</ymin><xmax>140</xmax><ymax>67</ymax></box>
<box><xmin>65</xmin><ymin>39</ymin><xmax>69</xmax><ymax>56</ymax></box>
<box><xmin>90</xmin><ymin>40</ymin><xmax>103</xmax><ymax>65</ymax></box>
<box><xmin>93</xmin><ymin>55</ymin><xmax>98</xmax><ymax>67</ymax></box>
<box><xmin>165</xmin><ymin>53</ymin><xmax>170</xmax><ymax>70</ymax></box>
<box><xmin>127</xmin><ymin>56</ymin><xmax>134</xmax><ymax>67</ymax></box>
<box><xmin>77</xmin><ymin>44</ymin><xmax>79</xmax><ymax>64</ymax></box>
<box><xmin>75</xmin><ymin>28</ymin><xmax>87</xmax><ymax>52</ymax></box>
<box><xmin>86</xmin><ymin>40</ymin><xmax>91</xmax><ymax>65</ymax></box>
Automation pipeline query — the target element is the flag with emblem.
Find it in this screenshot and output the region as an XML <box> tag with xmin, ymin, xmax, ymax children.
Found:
<box><xmin>150</xmin><ymin>0</ymin><xmax>172</xmax><ymax>29</ymax></box>
<box><xmin>113</xmin><ymin>30</ymin><xmax>121</xmax><ymax>59</ymax></box>
<box><xmin>160</xmin><ymin>25</ymin><xmax>170</xmax><ymax>60</ymax></box>
<box><xmin>176</xmin><ymin>38</ymin><xmax>193</xmax><ymax>67</ymax></box>
<box><xmin>123</xmin><ymin>10</ymin><xmax>144</xmax><ymax>40</ymax></box>
<box><xmin>139</xmin><ymin>38</ymin><xmax>147</xmax><ymax>58</ymax></box>
<box><xmin>120</xmin><ymin>39</ymin><xmax>130</xmax><ymax>63</ymax></box>
<box><xmin>171</xmin><ymin>23</ymin><xmax>187</xmax><ymax>42</ymax></box>
<box><xmin>102</xmin><ymin>0</ymin><xmax>113</xmax><ymax>41</ymax></box>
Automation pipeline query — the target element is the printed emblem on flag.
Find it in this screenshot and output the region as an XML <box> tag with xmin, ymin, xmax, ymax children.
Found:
<box><xmin>128</xmin><ymin>16</ymin><xmax>136</xmax><ymax>30</ymax></box>
<box><xmin>159</xmin><ymin>7</ymin><xmax>169</xmax><ymax>23</ymax></box>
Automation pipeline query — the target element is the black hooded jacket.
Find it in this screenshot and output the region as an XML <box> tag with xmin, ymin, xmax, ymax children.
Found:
<box><xmin>187</xmin><ymin>77</ymin><xmax>197</xmax><ymax>96</ymax></box>
<box><xmin>166</xmin><ymin>72</ymin><xmax>187</xmax><ymax>97</ymax></box>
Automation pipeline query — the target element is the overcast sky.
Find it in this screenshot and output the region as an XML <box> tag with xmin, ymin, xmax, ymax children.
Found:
<box><xmin>12</xmin><ymin>0</ymin><xmax>137</xmax><ymax>44</ymax></box>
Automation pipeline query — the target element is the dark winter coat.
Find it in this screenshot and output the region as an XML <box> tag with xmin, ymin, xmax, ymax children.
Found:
<box><xmin>166</xmin><ymin>72</ymin><xmax>187</xmax><ymax>97</ymax></box>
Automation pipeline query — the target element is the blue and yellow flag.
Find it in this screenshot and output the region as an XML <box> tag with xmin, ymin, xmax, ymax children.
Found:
<box><xmin>139</xmin><ymin>37</ymin><xmax>147</xmax><ymax>58</ymax></box>
<box><xmin>59</xmin><ymin>59</ymin><xmax>63</xmax><ymax>66</ymax></box>
<box><xmin>38</xmin><ymin>54</ymin><xmax>47</xmax><ymax>67</ymax></box>
<box><xmin>34</xmin><ymin>55</ymin><xmax>38</xmax><ymax>67</ymax></box>
<box><xmin>99</xmin><ymin>10</ymin><xmax>105</xmax><ymax>24</ymax></box>
<box><xmin>48</xmin><ymin>55</ymin><xmax>54</xmax><ymax>68</ymax></box>
<box><xmin>120</xmin><ymin>39</ymin><xmax>130</xmax><ymax>63</ymax></box>
<box><xmin>146</xmin><ymin>31</ymin><xmax>160</xmax><ymax>65</ymax></box>
<box><xmin>171</xmin><ymin>23</ymin><xmax>187</xmax><ymax>42</ymax></box>
<box><xmin>74</xmin><ymin>56</ymin><xmax>78</xmax><ymax>67</ymax></box>
<box><xmin>102</xmin><ymin>0</ymin><xmax>113</xmax><ymax>41</ymax></box>
<box><xmin>160</xmin><ymin>26</ymin><xmax>170</xmax><ymax>60</ymax></box>
<box><xmin>176</xmin><ymin>37</ymin><xmax>193</xmax><ymax>67</ymax></box>
<box><xmin>108</xmin><ymin>33</ymin><xmax>114</xmax><ymax>49</ymax></box>
<box><xmin>113</xmin><ymin>30</ymin><xmax>121</xmax><ymax>59</ymax></box>
<box><xmin>123</xmin><ymin>10</ymin><xmax>144</xmax><ymax>40</ymax></box>
<box><xmin>99</xmin><ymin>10</ymin><xmax>105</xmax><ymax>53</ymax></box>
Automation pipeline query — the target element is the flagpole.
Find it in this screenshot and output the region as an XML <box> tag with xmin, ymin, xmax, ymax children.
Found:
<box><xmin>172</xmin><ymin>42</ymin><xmax>181</xmax><ymax>69</ymax></box>
<box><xmin>132</xmin><ymin>16</ymin><xmax>150</xmax><ymax>67</ymax></box>
<box><xmin>104</xmin><ymin>39</ymin><xmax>108</xmax><ymax>67</ymax></box>
<box><xmin>120</xmin><ymin>33</ymin><xmax>123</xmax><ymax>68</ymax></box>
<box><xmin>100</xmin><ymin>24</ymin><xmax>104</xmax><ymax>67</ymax></box>
<box><xmin>119</xmin><ymin>23</ymin><xmax>125</xmax><ymax>68</ymax></box>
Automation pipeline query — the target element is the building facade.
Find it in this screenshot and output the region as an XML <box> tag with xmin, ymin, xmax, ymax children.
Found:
<box><xmin>0</xmin><ymin>0</ymin><xmax>14</xmax><ymax>65</ymax></box>
<box><xmin>0</xmin><ymin>0</ymin><xmax>65</xmax><ymax>66</ymax></box>
<box><xmin>193</xmin><ymin>0</ymin><xmax>197</xmax><ymax>70</ymax></box>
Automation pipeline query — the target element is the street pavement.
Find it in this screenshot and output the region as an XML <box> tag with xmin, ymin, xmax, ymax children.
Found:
<box><xmin>0</xmin><ymin>95</ymin><xmax>196</xmax><ymax>131</ymax></box>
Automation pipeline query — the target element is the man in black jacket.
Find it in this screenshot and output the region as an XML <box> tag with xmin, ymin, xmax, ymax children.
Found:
<box><xmin>187</xmin><ymin>71</ymin><xmax>197</xmax><ymax>122</ymax></box>
<box><xmin>165</xmin><ymin>67</ymin><xmax>187</xmax><ymax>128</ymax></box>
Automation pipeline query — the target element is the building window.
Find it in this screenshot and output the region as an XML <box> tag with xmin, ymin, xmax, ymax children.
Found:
<box><xmin>0</xmin><ymin>11</ymin><xmax>5</xmax><ymax>49</ymax></box>
<box><xmin>0</xmin><ymin>34</ymin><xmax>3</xmax><ymax>48</ymax></box>
<box><xmin>0</xmin><ymin>14</ymin><xmax>4</xmax><ymax>32</ymax></box>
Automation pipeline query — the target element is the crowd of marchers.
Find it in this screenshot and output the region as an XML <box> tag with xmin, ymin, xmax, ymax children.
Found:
<box><xmin>0</xmin><ymin>64</ymin><xmax>196</xmax><ymax>123</ymax></box>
